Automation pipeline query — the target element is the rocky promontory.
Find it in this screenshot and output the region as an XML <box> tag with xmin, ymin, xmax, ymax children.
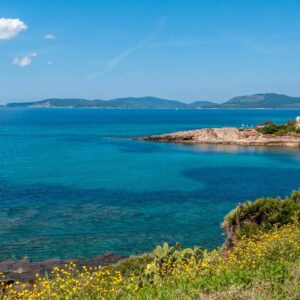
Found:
<box><xmin>136</xmin><ymin>127</ymin><xmax>300</xmax><ymax>148</ymax></box>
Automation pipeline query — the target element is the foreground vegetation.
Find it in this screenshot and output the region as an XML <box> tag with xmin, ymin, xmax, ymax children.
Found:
<box><xmin>2</xmin><ymin>192</ymin><xmax>300</xmax><ymax>299</ymax></box>
<box><xmin>256</xmin><ymin>119</ymin><xmax>300</xmax><ymax>136</ymax></box>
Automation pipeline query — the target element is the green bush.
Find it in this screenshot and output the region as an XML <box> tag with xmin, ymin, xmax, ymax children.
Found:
<box><xmin>257</xmin><ymin>119</ymin><xmax>300</xmax><ymax>136</ymax></box>
<box><xmin>222</xmin><ymin>190</ymin><xmax>300</xmax><ymax>246</ymax></box>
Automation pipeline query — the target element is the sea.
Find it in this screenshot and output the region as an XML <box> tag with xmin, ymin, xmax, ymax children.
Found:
<box><xmin>1</xmin><ymin>108</ymin><xmax>300</xmax><ymax>261</ymax></box>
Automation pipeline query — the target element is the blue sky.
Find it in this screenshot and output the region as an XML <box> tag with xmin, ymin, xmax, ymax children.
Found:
<box><xmin>1</xmin><ymin>0</ymin><xmax>300</xmax><ymax>104</ymax></box>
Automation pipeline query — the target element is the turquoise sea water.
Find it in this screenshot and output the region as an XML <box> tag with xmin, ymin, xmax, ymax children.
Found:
<box><xmin>1</xmin><ymin>108</ymin><xmax>300</xmax><ymax>261</ymax></box>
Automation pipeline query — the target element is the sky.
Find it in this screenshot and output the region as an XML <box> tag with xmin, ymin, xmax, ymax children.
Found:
<box><xmin>1</xmin><ymin>0</ymin><xmax>300</xmax><ymax>104</ymax></box>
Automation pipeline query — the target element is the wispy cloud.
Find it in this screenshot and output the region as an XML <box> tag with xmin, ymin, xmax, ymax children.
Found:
<box><xmin>239</xmin><ymin>39</ymin><xmax>279</xmax><ymax>54</ymax></box>
<box><xmin>88</xmin><ymin>17</ymin><xmax>166</xmax><ymax>78</ymax></box>
<box><xmin>224</xmin><ymin>33</ymin><xmax>284</xmax><ymax>55</ymax></box>
<box><xmin>12</xmin><ymin>53</ymin><xmax>37</xmax><ymax>67</ymax></box>
<box><xmin>0</xmin><ymin>18</ymin><xmax>27</xmax><ymax>40</ymax></box>
<box><xmin>44</xmin><ymin>33</ymin><xmax>56</xmax><ymax>40</ymax></box>
<box><xmin>88</xmin><ymin>36</ymin><xmax>153</xmax><ymax>78</ymax></box>
<box><xmin>147</xmin><ymin>37</ymin><xmax>226</xmax><ymax>48</ymax></box>
<box><xmin>146</xmin><ymin>34</ymin><xmax>285</xmax><ymax>55</ymax></box>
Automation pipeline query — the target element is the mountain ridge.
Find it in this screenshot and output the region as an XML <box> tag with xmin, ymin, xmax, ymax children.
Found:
<box><xmin>221</xmin><ymin>93</ymin><xmax>300</xmax><ymax>108</ymax></box>
<box><xmin>6</xmin><ymin>97</ymin><xmax>215</xmax><ymax>109</ymax></box>
<box><xmin>5</xmin><ymin>93</ymin><xmax>300</xmax><ymax>109</ymax></box>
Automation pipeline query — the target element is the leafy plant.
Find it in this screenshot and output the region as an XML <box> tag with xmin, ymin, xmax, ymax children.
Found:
<box><xmin>222</xmin><ymin>190</ymin><xmax>300</xmax><ymax>246</ymax></box>
<box><xmin>137</xmin><ymin>242</ymin><xmax>203</xmax><ymax>287</ymax></box>
<box><xmin>257</xmin><ymin>119</ymin><xmax>300</xmax><ymax>136</ymax></box>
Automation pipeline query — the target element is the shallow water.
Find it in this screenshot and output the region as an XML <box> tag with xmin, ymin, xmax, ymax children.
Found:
<box><xmin>1</xmin><ymin>108</ymin><xmax>300</xmax><ymax>261</ymax></box>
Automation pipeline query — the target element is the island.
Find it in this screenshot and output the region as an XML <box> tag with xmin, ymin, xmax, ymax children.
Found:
<box><xmin>136</xmin><ymin>117</ymin><xmax>300</xmax><ymax>148</ymax></box>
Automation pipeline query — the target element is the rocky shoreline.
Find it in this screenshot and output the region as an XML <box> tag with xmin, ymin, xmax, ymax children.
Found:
<box><xmin>136</xmin><ymin>127</ymin><xmax>300</xmax><ymax>148</ymax></box>
<box><xmin>0</xmin><ymin>253</ymin><xmax>124</xmax><ymax>283</ymax></box>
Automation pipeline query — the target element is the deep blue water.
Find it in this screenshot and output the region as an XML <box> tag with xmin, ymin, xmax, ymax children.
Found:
<box><xmin>1</xmin><ymin>108</ymin><xmax>300</xmax><ymax>261</ymax></box>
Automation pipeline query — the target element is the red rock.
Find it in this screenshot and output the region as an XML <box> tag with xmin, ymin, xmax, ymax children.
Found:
<box><xmin>137</xmin><ymin>127</ymin><xmax>300</xmax><ymax>148</ymax></box>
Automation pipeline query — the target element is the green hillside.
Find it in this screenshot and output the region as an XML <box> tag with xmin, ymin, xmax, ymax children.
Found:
<box><xmin>222</xmin><ymin>93</ymin><xmax>300</xmax><ymax>108</ymax></box>
<box><xmin>187</xmin><ymin>101</ymin><xmax>216</xmax><ymax>108</ymax></box>
<box><xmin>6</xmin><ymin>97</ymin><xmax>188</xmax><ymax>109</ymax></box>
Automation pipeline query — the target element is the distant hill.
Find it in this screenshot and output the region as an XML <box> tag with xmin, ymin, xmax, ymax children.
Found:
<box><xmin>221</xmin><ymin>93</ymin><xmax>300</xmax><ymax>108</ymax></box>
<box><xmin>187</xmin><ymin>101</ymin><xmax>216</xmax><ymax>108</ymax></box>
<box><xmin>106</xmin><ymin>97</ymin><xmax>186</xmax><ymax>108</ymax></box>
<box><xmin>6</xmin><ymin>97</ymin><xmax>216</xmax><ymax>109</ymax></box>
<box><xmin>6</xmin><ymin>93</ymin><xmax>300</xmax><ymax>109</ymax></box>
<box><xmin>6</xmin><ymin>99</ymin><xmax>102</xmax><ymax>108</ymax></box>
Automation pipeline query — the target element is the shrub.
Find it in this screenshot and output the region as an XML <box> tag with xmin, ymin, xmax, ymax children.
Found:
<box><xmin>222</xmin><ymin>190</ymin><xmax>300</xmax><ymax>246</ymax></box>
<box><xmin>256</xmin><ymin>119</ymin><xmax>300</xmax><ymax>136</ymax></box>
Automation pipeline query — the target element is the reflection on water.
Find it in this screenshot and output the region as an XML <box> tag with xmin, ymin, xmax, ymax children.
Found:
<box><xmin>176</xmin><ymin>142</ymin><xmax>300</xmax><ymax>155</ymax></box>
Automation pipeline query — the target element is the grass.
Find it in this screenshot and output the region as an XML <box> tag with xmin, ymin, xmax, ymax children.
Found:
<box><xmin>2</xmin><ymin>192</ymin><xmax>300</xmax><ymax>299</ymax></box>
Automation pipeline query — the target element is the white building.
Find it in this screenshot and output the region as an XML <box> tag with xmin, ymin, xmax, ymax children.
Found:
<box><xmin>296</xmin><ymin>116</ymin><xmax>300</xmax><ymax>129</ymax></box>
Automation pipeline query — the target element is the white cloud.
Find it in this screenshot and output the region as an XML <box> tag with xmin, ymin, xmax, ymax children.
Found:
<box><xmin>44</xmin><ymin>33</ymin><xmax>55</xmax><ymax>40</ymax></box>
<box><xmin>47</xmin><ymin>60</ymin><xmax>52</xmax><ymax>65</ymax></box>
<box><xmin>12</xmin><ymin>53</ymin><xmax>37</xmax><ymax>67</ymax></box>
<box><xmin>0</xmin><ymin>18</ymin><xmax>27</xmax><ymax>40</ymax></box>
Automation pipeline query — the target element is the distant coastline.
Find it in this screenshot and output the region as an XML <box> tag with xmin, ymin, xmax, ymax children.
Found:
<box><xmin>5</xmin><ymin>93</ymin><xmax>300</xmax><ymax>109</ymax></box>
